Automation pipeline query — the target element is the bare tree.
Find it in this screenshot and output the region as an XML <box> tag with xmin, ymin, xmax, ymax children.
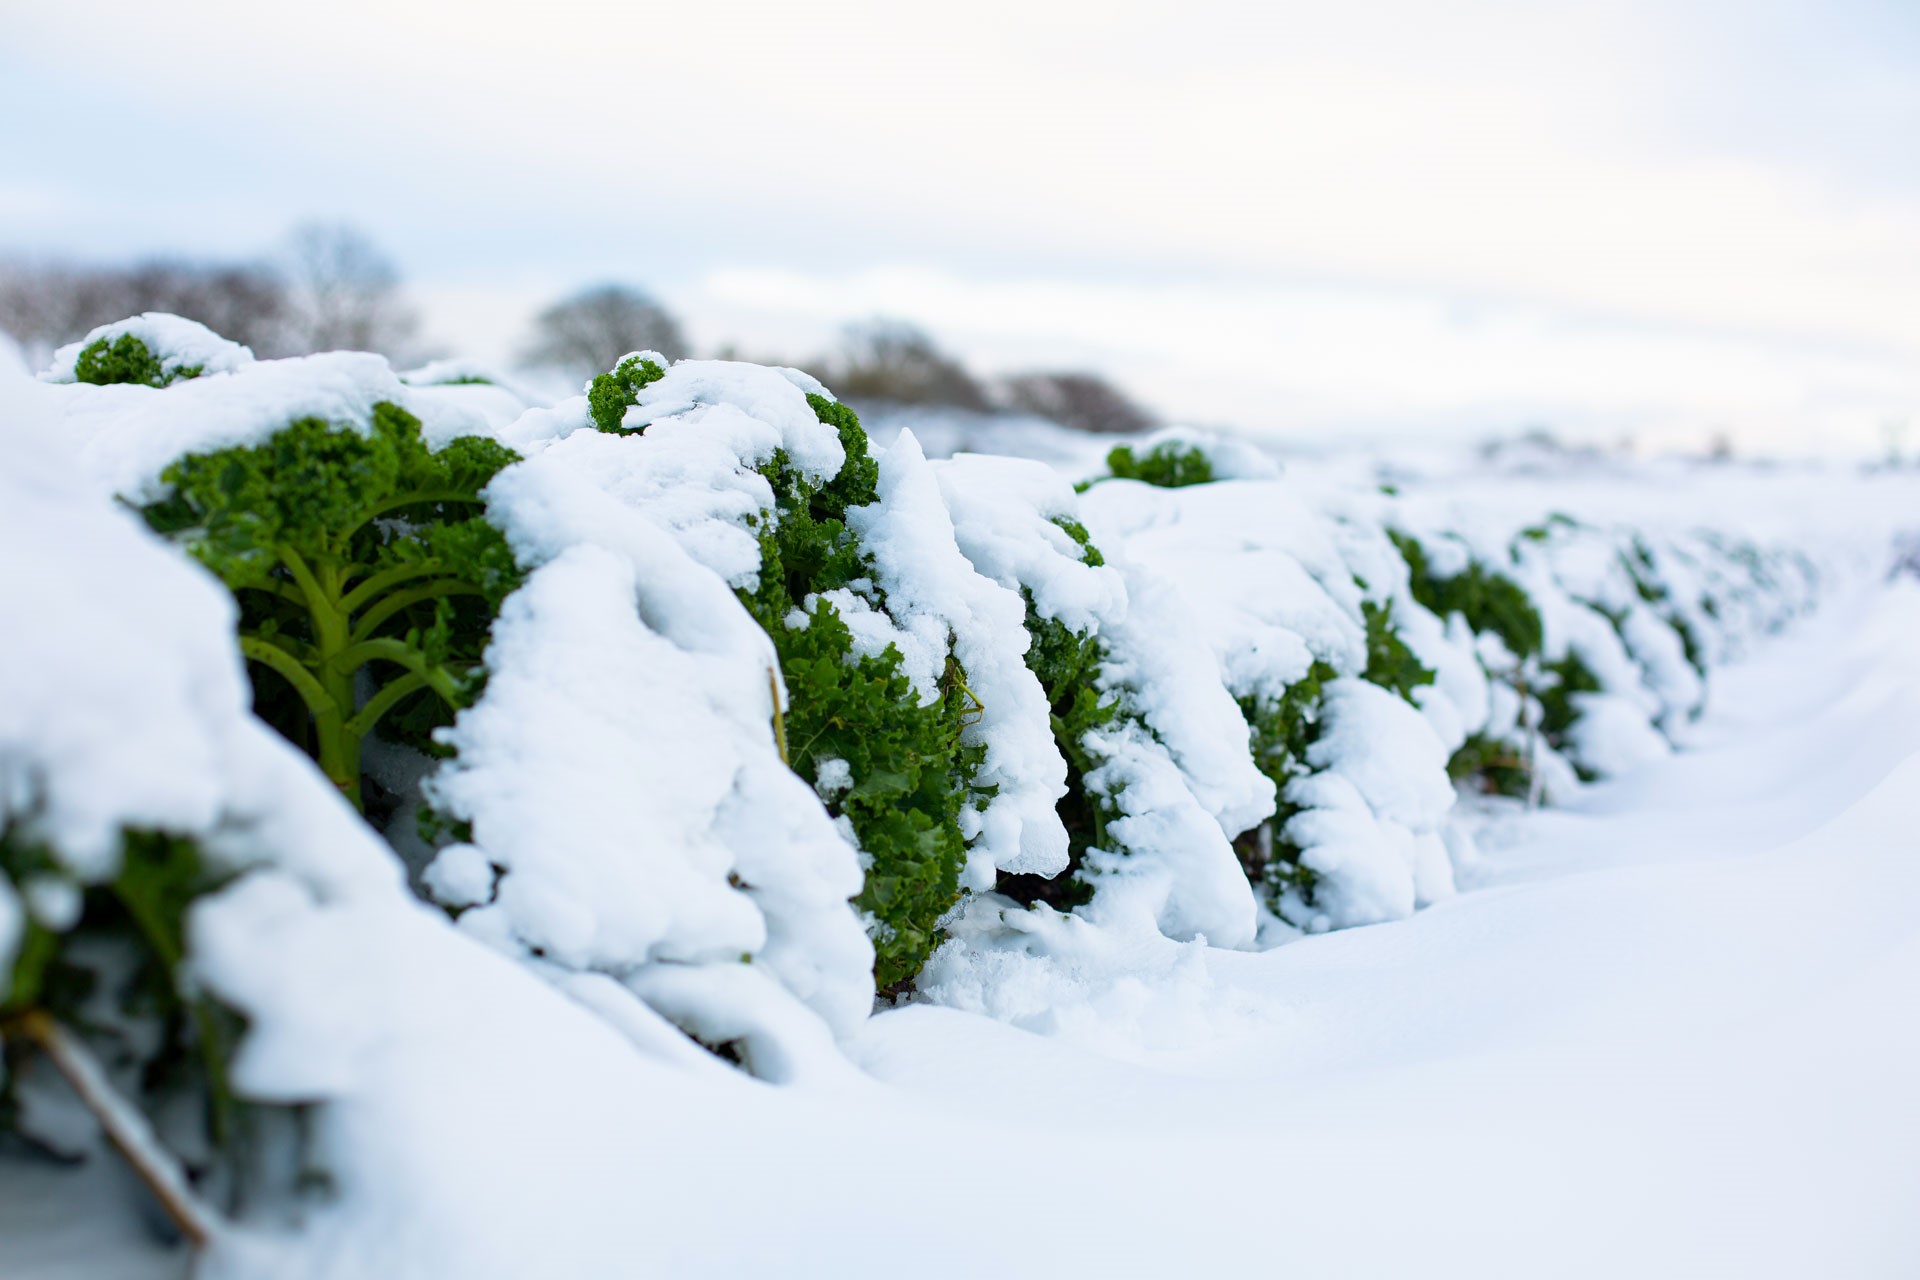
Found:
<box><xmin>277</xmin><ymin>222</ymin><xmax>419</xmax><ymax>358</ymax></box>
<box><xmin>997</xmin><ymin>371</ymin><xmax>1156</xmax><ymax>435</ymax></box>
<box><xmin>0</xmin><ymin>261</ymin><xmax>124</xmax><ymax>360</ymax></box>
<box><xmin>519</xmin><ymin>284</ymin><xmax>687</xmax><ymax>376</ymax></box>
<box><xmin>0</xmin><ymin>257</ymin><xmax>287</xmax><ymax>361</ymax></box>
<box><xmin>124</xmin><ymin>261</ymin><xmax>289</xmax><ymax>352</ymax></box>
<box><xmin>829</xmin><ymin>318</ymin><xmax>990</xmax><ymax>410</ymax></box>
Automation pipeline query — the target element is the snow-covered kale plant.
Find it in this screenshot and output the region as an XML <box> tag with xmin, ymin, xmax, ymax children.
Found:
<box><xmin>733</xmin><ymin>391</ymin><xmax>983</xmax><ymax>993</ymax></box>
<box><xmin>1102</xmin><ymin>439</ymin><xmax>1215</xmax><ymax>488</ymax></box>
<box><xmin>1087</xmin><ymin>427</ymin><xmax>1284</xmax><ymax>491</ymax></box>
<box><xmin>420</xmin><ymin>355</ymin><xmax>1068</xmax><ymax>1073</ymax></box>
<box><xmin>1389</xmin><ymin>527</ymin><xmax>1545</xmax><ymax>795</ymax></box>
<box><xmin>0</xmin><ymin>336</ymin><xmax>470</xmax><ymax>1250</ymax></box>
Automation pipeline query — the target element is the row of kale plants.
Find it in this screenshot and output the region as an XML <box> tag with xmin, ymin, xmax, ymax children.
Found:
<box><xmin>1</xmin><ymin>315</ymin><xmax>1820</xmax><ymax>1235</ymax></box>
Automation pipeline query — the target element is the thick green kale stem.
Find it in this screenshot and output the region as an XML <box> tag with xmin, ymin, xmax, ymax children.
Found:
<box><xmin>143</xmin><ymin>404</ymin><xmax>522</xmax><ymax>811</ymax></box>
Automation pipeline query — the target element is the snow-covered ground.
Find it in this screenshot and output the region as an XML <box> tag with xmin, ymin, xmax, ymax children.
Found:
<box><xmin>780</xmin><ymin>577</ymin><xmax>1920</xmax><ymax>1278</ymax></box>
<box><xmin>12</xmin><ymin>572</ymin><xmax>1919</xmax><ymax>1277</ymax></box>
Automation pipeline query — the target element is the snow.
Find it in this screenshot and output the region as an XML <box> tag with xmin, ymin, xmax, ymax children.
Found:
<box><xmin>423</xmin><ymin>541</ymin><xmax>875</xmax><ymax>1064</ymax></box>
<box><xmin>1279</xmin><ymin>677</ymin><xmax>1456</xmax><ymax>928</ymax></box>
<box><xmin>196</xmin><ymin>577</ymin><xmax>1920</xmax><ymax>1276</ymax></box>
<box><xmin>934</xmin><ymin>453</ymin><xmax>1125</xmax><ymax>636</ymax></box>
<box><xmin>41</xmin><ymin>345</ymin><xmax>529</xmax><ymax>504</ymax></box>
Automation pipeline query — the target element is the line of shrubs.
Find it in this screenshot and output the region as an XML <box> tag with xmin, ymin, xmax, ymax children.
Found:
<box><xmin>2</xmin><ymin>323</ymin><xmax>1827</xmax><ymax>1212</ymax></box>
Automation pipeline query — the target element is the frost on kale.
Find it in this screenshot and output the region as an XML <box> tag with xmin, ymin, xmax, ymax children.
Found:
<box><xmin>140</xmin><ymin>404</ymin><xmax>523</xmax><ymax>814</ymax></box>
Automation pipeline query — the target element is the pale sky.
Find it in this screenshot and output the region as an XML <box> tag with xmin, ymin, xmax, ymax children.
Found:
<box><xmin>3</xmin><ymin>0</ymin><xmax>1917</xmax><ymax>454</ymax></box>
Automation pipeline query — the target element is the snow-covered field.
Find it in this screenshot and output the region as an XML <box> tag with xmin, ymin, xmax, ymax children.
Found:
<box><xmin>4</xmin><ymin>318</ymin><xmax>1918</xmax><ymax>1277</ymax></box>
<box><xmin>12</xmin><ymin>576</ymin><xmax>1920</xmax><ymax>1277</ymax></box>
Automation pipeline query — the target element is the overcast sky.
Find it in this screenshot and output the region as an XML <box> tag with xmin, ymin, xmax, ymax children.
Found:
<box><xmin>4</xmin><ymin>0</ymin><xmax>1917</xmax><ymax>454</ymax></box>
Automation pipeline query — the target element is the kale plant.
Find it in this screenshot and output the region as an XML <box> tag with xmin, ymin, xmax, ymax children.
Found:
<box><xmin>586</xmin><ymin>353</ymin><xmax>667</xmax><ymax>434</ymax></box>
<box><xmin>1623</xmin><ymin>538</ymin><xmax>1708</xmax><ymax>677</ymax></box>
<box><xmin>1</xmin><ymin>822</ymin><xmax>309</xmax><ymax>1220</ymax></box>
<box><xmin>1390</xmin><ymin>530</ymin><xmax>1542</xmax><ymax>660</ymax></box>
<box><xmin>73</xmin><ymin>333</ymin><xmax>202</xmax><ymax>388</ymax></box>
<box><xmin>1444</xmin><ymin>732</ymin><xmax>1532</xmax><ymax>798</ymax></box>
<box><xmin>1100</xmin><ymin>440</ymin><xmax>1215</xmax><ymax>488</ymax></box>
<box><xmin>1537</xmin><ymin>650</ymin><xmax>1603</xmax><ymax>747</ymax></box>
<box><xmin>141</xmin><ymin>404</ymin><xmax>523</xmax><ymax>813</ymax></box>
<box><xmin>1361</xmin><ymin>599</ymin><xmax>1435</xmax><ymax>704</ymax></box>
<box><xmin>998</xmin><ymin>518</ymin><xmax>1123</xmax><ymax>912</ymax></box>
<box><xmin>714</xmin><ymin>392</ymin><xmax>977</xmax><ymax>994</ymax></box>
<box><xmin>1234</xmin><ymin>659</ymin><xmax>1338</xmax><ymax>895</ymax></box>
<box><xmin>1390</xmin><ymin>529</ymin><xmax>1547</xmax><ymax>793</ymax></box>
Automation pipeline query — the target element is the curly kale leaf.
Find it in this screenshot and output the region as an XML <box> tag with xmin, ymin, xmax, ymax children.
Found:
<box><xmin>73</xmin><ymin>334</ymin><xmax>202</xmax><ymax>388</ymax></box>
<box><xmin>1361</xmin><ymin>599</ymin><xmax>1435</xmax><ymax>704</ymax></box>
<box><xmin>141</xmin><ymin>403</ymin><xmax>522</xmax><ymax>811</ymax></box>
<box><xmin>1051</xmin><ymin>516</ymin><xmax>1106</xmax><ymax>567</ymax></box>
<box><xmin>587</xmin><ymin>354</ymin><xmax>667</xmax><ymax>434</ymax></box>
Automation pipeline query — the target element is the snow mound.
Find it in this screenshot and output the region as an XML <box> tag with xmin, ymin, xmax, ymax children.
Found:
<box><xmin>41</xmin><ymin>313</ymin><xmax>255</xmax><ymax>385</ymax></box>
